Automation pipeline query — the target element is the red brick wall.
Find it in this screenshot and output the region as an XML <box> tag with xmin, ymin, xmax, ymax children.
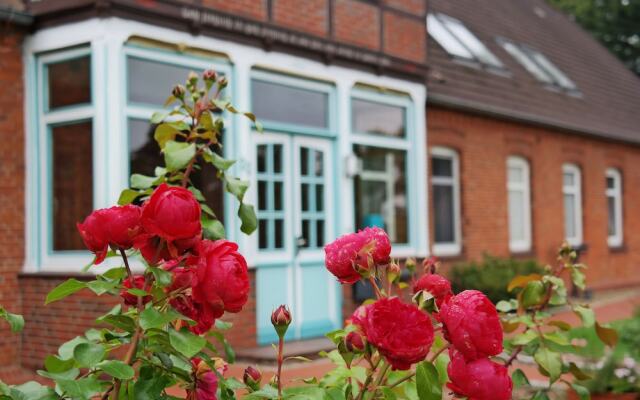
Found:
<box><xmin>201</xmin><ymin>0</ymin><xmax>268</xmax><ymax>21</ymax></box>
<box><xmin>273</xmin><ymin>0</ymin><xmax>328</xmax><ymax>37</ymax></box>
<box><xmin>334</xmin><ymin>0</ymin><xmax>380</xmax><ymax>50</ymax></box>
<box><xmin>0</xmin><ymin>25</ymin><xmax>26</xmax><ymax>379</ymax></box>
<box><xmin>383</xmin><ymin>11</ymin><xmax>427</xmax><ymax>63</ymax></box>
<box><xmin>427</xmin><ymin>107</ymin><xmax>640</xmax><ymax>290</ymax></box>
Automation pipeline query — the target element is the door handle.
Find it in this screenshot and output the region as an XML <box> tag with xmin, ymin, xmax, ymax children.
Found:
<box><xmin>295</xmin><ymin>236</ymin><xmax>307</xmax><ymax>254</ymax></box>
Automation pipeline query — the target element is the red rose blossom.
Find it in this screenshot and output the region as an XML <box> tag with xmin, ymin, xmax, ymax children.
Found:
<box><xmin>120</xmin><ymin>275</ymin><xmax>151</xmax><ymax>306</ymax></box>
<box><xmin>135</xmin><ymin>233</ymin><xmax>200</xmax><ymax>265</ymax></box>
<box><xmin>140</xmin><ymin>184</ymin><xmax>202</xmax><ymax>258</ymax></box>
<box><xmin>447</xmin><ymin>349</ymin><xmax>512</xmax><ymax>400</ymax></box>
<box><xmin>413</xmin><ymin>273</ymin><xmax>453</xmax><ymax>308</ymax></box>
<box><xmin>353</xmin><ymin>297</ymin><xmax>434</xmax><ymax>370</ymax></box>
<box><xmin>189</xmin><ymin>240</ymin><xmax>250</xmax><ymax>313</ymax></box>
<box><xmin>77</xmin><ymin>205</ymin><xmax>141</xmax><ymax>264</ymax></box>
<box><xmin>324</xmin><ymin>227</ymin><xmax>392</xmax><ymax>284</ymax></box>
<box><xmin>168</xmin><ymin>268</ymin><xmax>221</xmax><ymax>334</ymax></box>
<box><xmin>187</xmin><ymin>358</ymin><xmax>219</xmax><ymax>400</ymax></box>
<box><xmin>439</xmin><ymin>290</ymin><xmax>503</xmax><ymax>361</ymax></box>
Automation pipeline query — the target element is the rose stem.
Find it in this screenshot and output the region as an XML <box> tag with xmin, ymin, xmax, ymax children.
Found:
<box><xmin>368</xmin><ymin>276</ymin><xmax>383</xmax><ymax>299</ymax></box>
<box><xmin>277</xmin><ymin>335</ymin><xmax>285</xmax><ymax>398</ymax></box>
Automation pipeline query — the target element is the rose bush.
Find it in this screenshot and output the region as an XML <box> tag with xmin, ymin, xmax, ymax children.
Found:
<box><xmin>0</xmin><ymin>69</ymin><xmax>617</xmax><ymax>400</ymax></box>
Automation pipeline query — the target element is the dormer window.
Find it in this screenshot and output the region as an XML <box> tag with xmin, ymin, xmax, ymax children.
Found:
<box><xmin>428</xmin><ymin>13</ymin><xmax>504</xmax><ymax>70</ymax></box>
<box><xmin>498</xmin><ymin>39</ymin><xmax>578</xmax><ymax>93</ymax></box>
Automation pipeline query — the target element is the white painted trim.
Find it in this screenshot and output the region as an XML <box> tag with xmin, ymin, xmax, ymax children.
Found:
<box><xmin>506</xmin><ymin>156</ymin><xmax>532</xmax><ymax>253</ymax></box>
<box><xmin>22</xmin><ymin>17</ymin><xmax>427</xmax><ymax>272</ymax></box>
<box><xmin>430</xmin><ymin>146</ymin><xmax>461</xmax><ymax>257</ymax></box>
<box><xmin>605</xmin><ymin>168</ymin><xmax>623</xmax><ymax>248</ymax></box>
<box><xmin>562</xmin><ymin>163</ymin><xmax>583</xmax><ymax>247</ymax></box>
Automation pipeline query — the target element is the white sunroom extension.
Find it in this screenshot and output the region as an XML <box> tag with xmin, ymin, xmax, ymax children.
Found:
<box><xmin>23</xmin><ymin>17</ymin><xmax>428</xmax><ymax>343</ymax></box>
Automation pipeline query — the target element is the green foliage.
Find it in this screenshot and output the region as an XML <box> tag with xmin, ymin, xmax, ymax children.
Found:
<box><xmin>548</xmin><ymin>0</ymin><xmax>640</xmax><ymax>76</ymax></box>
<box><xmin>0</xmin><ymin>306</ymin><xmax>24</xmax><ymax>333</ymax></box>
<box><xmin>450</xmin><ymin>255</ymin><xmax>543</xmax><ymax>303</ymax></box>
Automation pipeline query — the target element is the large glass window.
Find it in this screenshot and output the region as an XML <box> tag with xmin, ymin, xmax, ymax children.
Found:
<box><xmin>507</xmin><ymin>156</ymin><xmax>532</xmax><ymax>253</ymax></box>
<box><xmin>428</xmin><ymin>13</ymin><xmax>503</xmax><ymax>69</ymax></box>
<box><xmin>605</xmin><ymin>168</ymin><xmax>623</xmax><ymax>247</ymax></box>
<box><xmin>353</xmin><ymin>145</ymin><xmax>408</xmax><ymax>244</ymax></box>
<box><xmin>39</xmin><ymin>49</ymin><xmax>94</xmax><ymax>252</ymax></box>
<box><xmin>352</xmin><ymin>99</ymin><xmax>405</xmax><ymax>137</ymax></box>
<box><xmin>125</xmin><ymin>51</ymin><xmax>225</xmax><ymax>219</ymax></box>
<box><xmin>256</xmin><ymin>143</ymin><xmax>286</xmax><ymax>250</ymax></box>
<box><xmin>251</xmin><ymin>79</ymin><xmax>329</xmax><ymax>129</ymax></box>
<box><xmin>430</xmin><ymin>147</ymin><xmax>461</xmax><ymax>256</ymax></box>
<box><xmin>562</xmin><ymin>164</ymin><xmax>583</xmax><ymax>246</ymax></box>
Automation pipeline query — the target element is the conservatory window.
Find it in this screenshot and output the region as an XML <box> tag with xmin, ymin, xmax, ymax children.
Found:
<box><xmin>605</xmin><ymin>168</ymin><xmax>623</xmax><ymax>247</ymax></box>
<box><xmin>507</xmin><ymin>156</ymin><xmax>532</xmax><ymax>253</ymax></box>
<box><xmin>562</xmin><ymin>164</ymin><xmax>583</xmax><ymax>246</ymax></box>
<box><xmin>430</xmin><ymin>147</ymin><xmax>461</xmax><ymax>256</ymax></box>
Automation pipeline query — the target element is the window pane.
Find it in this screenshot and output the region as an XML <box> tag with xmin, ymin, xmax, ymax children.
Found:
<box><xmin>427</xmin><ymin>14</ymin><xmax>473</xmax><ymax>59</ymax></box>
<box><xmin>47</xmin><ymin>56</ymin><xmax>91</xmax><ymax>110</ymax></box>
<box><xmin>300</xmin><ymin>147</ymin><xmax>309</xmax><ymax>176</ymax></box>
<box><xmin>608</xmin><ymin>196</ymin><xmax>617</xmax><ymax>237</ymax></box>
<box><xmin>316</xmin><ymin>220</ymin><xmax>325</xmax><ymax>247</ymax></box>
<box><xmin>129</xmin><ymin>118</ymin><xmax>223</xmax><ymax>218</ymax></box>
<box><xmin>128</xmin><ymin>58</ymin><xmax>202</xmax><ymax>105</ymax></box>
<box><xmin>354</xmin><ymin>145</ymin><xmax>408</xmax><ymax>244</ymax></box>
<box><xmin>508</xmin><ymin>190</ymin><xmax>525</xmax><ymax>241</ymax></box>
<box><xmin>259</xmin><ymin>219</ymin><xmax>268</xmax><ymax>249</ymax></box>
<box><xmin>301</xmin><ymin>220</ymin><xmax>310</xmax><ymax>248</ymax></box>
<box><xmin>528</xmin><ymin>51</ymin><xmax>576</xmax><ymax>90</ymax></box>
<box><xmin>432</xmin><ymin>156</ymin><xmax>453</xmax><ymax>177</ymax></box>
<box><xmin>257</xmin><ymin>145</ymin><xmax>267</xmax><ymax>173</ymax></box>
<box><xmin>352</xmin><ymin>99</ymin><xmax>405</xmax><ymax>137</ymax></box>
<box><xmin>316</xmin><ymin>185</ymin><xmax>324</xmax><ymax>212</ymax></box>
<box><xmin>251</xmin><ymin>79</ymin><xmax>328</xmax><ymax>128</ymax></box>
<box><xmin>52</xmin><ymin>121</ymin><xmax>93</xmax><ymax>251</ymax></box>
<box><xmin>274</xmin><ymin>182</ymin><xmax>283</xmax><ymax>211</ymax></box>
<box><xmin>433</xmin><ymin>184</ymin><xmax>455</xmax><ymax>243</ymax></box>
<box><xmin>563</xmin><ymin>172</ymin><xmax>574</xmax><ymax>187</ymax></box>
<box><xmin>273</xmin><ymin>145</ymin><xmax>282</xmax><ymax>174</ymax></box>
<box><xmin>314</xmin><ymin>151</ymin><xmax>324</xmax><ymax>176</ymax></box>
<box><xmin>301</xmin><ymin>183</ymin><xmax>309</xmax><ymax>211</ymax></box>
<box><xmin>275</xmin><ymin>219</ymin><xmax>284</xmax><ymax>249</ymax></box>
<box><xmin>439</xmin><ymin>15</ymin><xmax>503</xmax><ymax>67</ymax></box>
<box><xmin>606</xmin><ymin>176</ymin><xmax>615</xmax><ymax>189</ymax></box>
<box><xmin>508</xmin><ymin>166</ymin><xmax>524</xmax><ymax>184</ymax></box>
<box><xmin>500</xmin><ymin>42</ymin><xmax>554</xmax><ymax>84</ymax></box>
<box><xmin>564</xmin><ymin>193</ymin><xmax>576</xmax><ymax>238</ymax></box>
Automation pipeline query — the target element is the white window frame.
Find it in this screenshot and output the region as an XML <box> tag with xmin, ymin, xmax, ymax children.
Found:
<box><xmin>506</xmin><ymin>156</ymin><xmax>532</xmax><ymax>253</ymax></box>
<box><xmin>430</xmin><ymin>147</ymin><xmax>462</xmax><ymax>257</ymax></box>
<box><xmin>24</xmin><ymin>17</ymin><xmax>429</xmax><ymax>272</ymax></box>
<box><xmin>562</xmin><ymin>163</ymin><xmax>583</xmax><ymax>247</ymax></box>
<box><xmin>605</xmin><ymin>168</ymin><xmax>623</xmax><ymax>248</ymax></box>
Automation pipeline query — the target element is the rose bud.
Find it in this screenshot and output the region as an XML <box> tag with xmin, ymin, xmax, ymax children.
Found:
<box><xmin>271</xmin><ymin>305</ymin><xmax>292</xmax><ymax>338</ymax></box>
<box><xmin>243</xmin><ymin>366</ymin><xmax>262</xmax><ymax>391</ymax></box>
<box><xmin>120</xmin><ymin>275</ymin><xmax>151</xmax><ymax>307</ymax></box>
<box><xmin>413</xmin><ymin>273</ymin><xmax>453</xmax><ymax>309</ymax></box>
<box><xmin>439</xmin><ymin>290</ymin><xmax>503</xmax><ymax>361</ymax></box>
<box><xmin>353</xmin><ymin>297</ymin><xmax>434</xmax><ymax>370</ymax></box>
<box><xmin>217</xmin><ymin>76</ymin><xmax>228</xmax><ymax>89</ymax></box>
<box><xmin>324</xmin><ymin>227</ymin><xmax>391</xmax><ymax>284</ymax></box>
<box><xmin>344</xmin><ymin>331</ymin><xmax>366</xmax><ymax>353</ymax></box>
<box><xmin>172</xmin><ymin>84</ymin><xmax>186</xmax><ymax>99</ymax></box>
<box><xmin>447</xmin><ymin>349</ymin><xmax>512</xmax><ymax>400</ymax></box>
<box><xmin>188</xmin><ymin>240</ymin><xmax>250</xmax><ymax>314</ymax></box>
<box><xmin>203</xmin><ymin>69</ymin><xmax>217</xmax><ymax>82</ymax></box>
<box><xmin>140</xmin><ymin>184</ymin><xmax>202</xmax><ymax>258</ymax></box>
<box><xmin>386</xmin><ymin>262</ymin><xmax>401</xmax><ymax>284</ymax></box>
<box><xmin>187</xmin><ymin>71</ymin><xmax>199</xmax><ymax>85</ymax></box>
<box><xmin>77</xmin><ymin>205</ymin><xmax>142</xmax><ymax>264</ymax></box>
<box><xmin>187</xmin><ymin>358</ymin><xmax>218</xmax><ymax>400</ymax></box>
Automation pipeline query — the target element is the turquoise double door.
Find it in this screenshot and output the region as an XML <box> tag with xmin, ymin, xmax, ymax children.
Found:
<box><xmin>254</xmin><ymin>132</ymin><xmax>342</xmax><ymax>344</ymax></box>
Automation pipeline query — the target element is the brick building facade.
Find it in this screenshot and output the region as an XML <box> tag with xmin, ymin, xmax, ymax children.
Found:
<box><xmin>0</xmin><ymin>0</ymin><xmax>639</xmax><ymax>381</ymax></box>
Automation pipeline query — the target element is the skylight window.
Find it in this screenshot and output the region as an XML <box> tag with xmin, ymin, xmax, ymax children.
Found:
<box><xmin>428</xmin><ymin>13</ymin><xmax>504</xmax><ymax>69</ymax></box>
<box><xmin>498</xmin><ymin>39</ymin><xmax>577</xmax><ymax>91</ymax></box>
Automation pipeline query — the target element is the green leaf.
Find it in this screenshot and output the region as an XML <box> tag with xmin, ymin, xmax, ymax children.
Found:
<box><xmin>44</xmin><ymin>354</ymin><xmax>75</xmax><ymax>373</ymax></box>
<box><xmin>209</xmin><ymin>331</ymin><xmax>235</xmax><ymax>363</ymax></box>
<box><xmin>150</xmin><ymin>111</ymin><xmax>168</xmax><ymax>124</ymax></box>
<box><xmin>8</xmin><ymin>381</ymin><xmax>57</xmax><ymax>400</ymax></box>
<box><xmin>118</xmin><ymin>189</ymin><xmax>143</xmax><ymax>205</ymax></box>
<box><xmin>573</xmin><ymin>305</ymin><xmax>595</xmax><ymax>327</ymax></box>
<box><xmin>57</xmin><ymin>377</ymin><xmax>105</xmax><ymax>400</ymax></box>
<box><xmin>73</xmin><ymin>342</ymin><xmax>106</xmax><ymax>368</ymax></box>
<box><xmin>164</xmin><ymin>140</ymin><xmax>196</xmax><ymax>172</ymax></box>
<box><xmin>531</xmin><ymin>391</ymin><xmax>550</xmax><ymax>400</ymax></box>
<box><xmin>205</xmin><ymin>150</ymin><xmax>236</xmax><ymax>171</ymax></box>
<box><xmin>87</xmin><ymin>279</ymin><xmax>119</xmax><ymax>295</ymax></box>
<box><xmin>154</xmin><ymin>124</ymin><xmax>179</xmax><ymax>149</ymax></box>
<box><xmin>507</xmin><ymin>273</ymin><xmax>542</xmax><ymax>292</ymax></box>
<box><xmin>548</xmin><ymin>320</ymin><xmax>572</xmax><ymax>331</ymax></box>
<box><xmin>534</xmin><ymin>347</ymin><xmax>562</xmax><ymax>383</ymax></box>
<box><xmin>238</xmin><ymin>203</ymin><xmax>258</xmax><ymax>235</ymax></box>
<box><xmin>215</xmin><ymin>320</ymin><xmax>233</xmax><ymax>330</ymax></box>
<box><xmin>225</xmin><ymin>176</ymin><xmax>249</xmax><ymax>201</ymax></box>
<box><xmin>521</xmin><ymin>280</ymin><xmax>546</xmax><ymax>308</ymax></box>
<box><xmin>512</xmin><ymin>369</ymin><xmax>530</xmax><ymax>388</ymax></box>
<box><xmin>568</xmin><ymin>362</ymin><xmax>592</xmax><ymax>381</ymax></box>
<box><xmin>570</xmin><ymin>383</ymin><xmax>591</xmax><ymax>400</ymax></box>
<box><xmin>58</xmin><ymin>336</ymin><xmax>89</xmax><ymax>360</ymax></box>
<box><xmin>202</xmin><ymin>217</ymin><xmax>226</xmax><ymax>240</ymax></box>
<box><xmin>0</xmin><ymin>306</ymin><xmax>24</xmax><ymax>332</ymax></box>
<box><xmin>169</xmin><ymin>328</ymin><xmax>206</xmax><ymax>358</ymax></box>
<box><xmin>102</xmin><ymin>267</ymin><xmax>127</xmax><ymax>281</ymax></box>
<box><xmin>97</xmin><ymin>314</ymin><xmax>136</xmax><ymax>333</ymax></box>
<box><xmin>97</xmin><ymin>360</ymin><xmax>135</xmax><ymax>379</ymax></box>
<box><xmin>133</xmin><ymin>373</ymin><xmax>171</xmax><ymax>400</ymax></box>
<box><xmin>130</xmin><ymin>174</ymin><xmax>157</xmax><ymax>190</ymax></box>
<box><xmin>496</xmin><ymin>299</ymin><xmax>517</xmax><ymax>313</ymax></box>
<box><xmin>513</xmin><ymin>330</ymin><xmax>538</xmax><ymax>345</ymax></box>
<box><xmin>150</xmin><ymin>266</ymin><xmax>173</xmax><ymax>287</ymax></box>
<box><xmin>571</xmin><ymin>268</ymin><xmax>586</xmax><ymax>290</ymax></box>
<box><xmin>36</xmin><ymin>367</ymin><xmax>80</xmax><ymax>381</ymax></box>
<box><xmin>45</xmin><ymin>279</ymin><xmax>86</xmax><ymax>304</ymax></box>
<box><xmin>139</xmin><ymin>307</ymin><xmax>181</xmax><ymax>331</ymax></box>
<box><xmin>543</xmin><ymin>275</ymin><xmax>567</xmax><ymax>305</ymax></box>
<box><xmin>244</xmin><ymin>386</ymin><xmax>279</xmax><ymax>400</ymax></box>
<box><xmin>127</xmin><ymin>288</ymin><xmax>148</xmax><ymax>297</ymax></box>
<box><xmin>595</xmin><ymin>322</ymin><xmax>618</xmax><ymax>347</ymax></box>
<box><xmin>543</xmin><ymin>331</ymin><xmax>570</xmax><ymax>346</ymax></box>
<box><xmin>415</xmin><ymin>361</ymin><xmax>441</xmax><ymax>400</ymax></box>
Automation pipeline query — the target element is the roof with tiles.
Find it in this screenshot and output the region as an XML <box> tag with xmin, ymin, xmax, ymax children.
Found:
<box><xmin>426</xmin><ymin>0</ymin><xmax>640</xmax><ymax>144</ymax></box>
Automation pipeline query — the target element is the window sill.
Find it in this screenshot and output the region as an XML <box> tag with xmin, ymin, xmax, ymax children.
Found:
<box><xmin>18</xmin><ymin>271</ymin><xmax>96</xmax><ymax>280</ymax></box>
<box><xmin>509</xmin><ymin>249</ymin><xmax>536</xmax><ymax>259</ymax></box>
<box><xmin>608</xmin><ymin>244</ymin><xmax>627</xmax><ymax>254</ymax></box>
